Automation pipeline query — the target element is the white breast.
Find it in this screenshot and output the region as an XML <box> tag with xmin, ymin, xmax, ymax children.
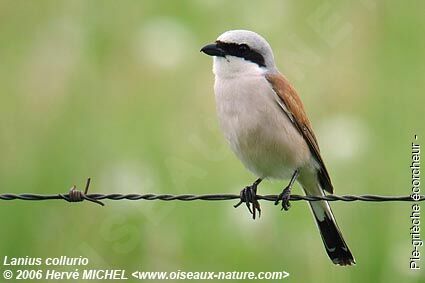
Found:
<box><xmin>213</xmin><ymin>67</ymin><xmax>311</xmax><ymax>179</ymax></box>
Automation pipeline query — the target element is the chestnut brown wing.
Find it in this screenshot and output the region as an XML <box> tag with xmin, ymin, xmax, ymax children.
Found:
<box><xmin>266</xmin><ymin>73</ymin><xmax>333</xmax><ymax>194</ymax></box>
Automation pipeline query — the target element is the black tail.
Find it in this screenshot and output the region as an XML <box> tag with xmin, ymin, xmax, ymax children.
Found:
<box><xmin>304</xmin><ymin>181</ymin><xmax>355</xmax><ymax>266</ymax></box>
<box><xmin>311</xmin><ymin>202</ymin><xmax>355</xmax><ymax>266</ymax></box>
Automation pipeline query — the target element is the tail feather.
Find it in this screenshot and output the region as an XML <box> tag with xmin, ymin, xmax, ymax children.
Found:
<box><xmin>303</xmin><ymin>183</ymin><xmax>355</xmax><ymax>266</ymax></box>
<box><xmin>311</xmin><ymin>203</ymin><xmax>355</xmax><ymax>266</ymax></box>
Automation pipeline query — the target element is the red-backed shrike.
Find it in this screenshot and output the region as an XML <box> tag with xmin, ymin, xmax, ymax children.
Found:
<box><xmin>201</xmin><ymin>30</ymin><xmax>355</xmax><ymax>266</ymax></box>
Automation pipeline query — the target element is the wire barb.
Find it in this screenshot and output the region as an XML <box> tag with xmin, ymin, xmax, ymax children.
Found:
<box><xmin>59</xmin><ymin>178</ymin><xmax>104</xmax><ymax>206</ymax></box>
<box><xmin>0</xmin><ymin>178</ymin><xmax>424</xmax><ymax>205</ymax></box>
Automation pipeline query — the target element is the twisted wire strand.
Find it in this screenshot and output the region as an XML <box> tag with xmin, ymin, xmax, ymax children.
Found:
<box><xmin>0</xmin><ymin>178</ymin><xmax>423</xmax><ymax>206</ymax></box>
<box><xmin>0</xmin><ymin>192</ymin><xmax>423</xmax><ymax>206</ymax></box>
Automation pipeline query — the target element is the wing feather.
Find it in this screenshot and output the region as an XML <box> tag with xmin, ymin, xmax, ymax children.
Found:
<box><xmin>266</xmin><ymin>73</ymin><xmax>334</xmax><ymax>193</ymax></box>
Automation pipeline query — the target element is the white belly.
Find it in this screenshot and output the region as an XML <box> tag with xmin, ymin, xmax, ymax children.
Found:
<box><xmin>214</xmin><ymin>75</ymin><xmax>311</xmax><ymax>179</ymax></box>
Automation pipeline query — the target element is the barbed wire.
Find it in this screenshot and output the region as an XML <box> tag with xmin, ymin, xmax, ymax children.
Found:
<box><xmin>0</xmin><ymin>178</ymin><xmax>423</xmax><ymax>207</ymax></box>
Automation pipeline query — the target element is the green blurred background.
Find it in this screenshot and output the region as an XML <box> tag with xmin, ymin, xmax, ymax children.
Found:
<box><xmin>0</xmin><ymin>0</ymin><xmax>424</xmax><ymax>282</ymax></box>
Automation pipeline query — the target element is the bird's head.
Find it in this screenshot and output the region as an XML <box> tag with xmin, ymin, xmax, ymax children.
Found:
<box><xmin>201</xmin><ymin>30</ymin><xmax>277</xmax><ymax>77</ymax></box>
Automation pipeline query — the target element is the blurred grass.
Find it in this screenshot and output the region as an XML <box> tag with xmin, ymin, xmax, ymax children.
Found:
<box><xmin>0</xmin><ymin>0</ymin><xmax>424</xmax><ymax>282</ymax></box>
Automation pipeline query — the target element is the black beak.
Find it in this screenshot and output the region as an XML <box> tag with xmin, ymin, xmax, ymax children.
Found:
<box><xmin>200</xmin><ymin>43</ymin><xmax>226</xmax><ymax>57</ymax></box>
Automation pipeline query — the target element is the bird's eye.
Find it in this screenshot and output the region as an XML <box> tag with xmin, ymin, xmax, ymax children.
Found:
<box><xmin>239</xmin><ymin>44</ymin><xmax>249</xmax><ymax>52</ymax></box>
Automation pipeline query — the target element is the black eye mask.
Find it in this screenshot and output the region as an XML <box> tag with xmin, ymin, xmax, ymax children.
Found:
<box><xmin>216</xmin><ymin>41</ymin><xmax>266</xmax><ymax>67</ymax></box>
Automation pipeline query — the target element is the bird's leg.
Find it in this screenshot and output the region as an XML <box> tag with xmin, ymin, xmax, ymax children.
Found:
<box><xmin>275</xmin><ymin>170</ymin><xmax>299</xmax><ymax>211</ymax></box>
<box><xmin>234</xmin><ymin>178</ymin><xmax>262</xmax><ymax>219</ymax></box>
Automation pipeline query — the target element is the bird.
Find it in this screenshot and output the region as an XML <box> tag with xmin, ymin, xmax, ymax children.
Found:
<box><xmin>200</xmin><ymin>30</ymin><xmax>355</xmax><ymax>266</ymax></box>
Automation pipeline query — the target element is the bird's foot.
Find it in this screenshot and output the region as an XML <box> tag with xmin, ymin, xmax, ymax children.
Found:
<box><xmin>275</xmin><ymin>170</ymin><xmax>299</xmax><ymax>211</ymax></box>
<box><xmin>234</xmin><ymin>178</ymin><xmax>262</xmax><ymax>219</ymax></box>
<box><xmin>275</xmin><ymin>186</ymin><xmax>291</xmax><ymax>211</ymax></box>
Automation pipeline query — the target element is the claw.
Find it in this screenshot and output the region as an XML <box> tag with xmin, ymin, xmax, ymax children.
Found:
<box><xmin>234</xmin><ymin>178</ymin><xmax>262</xmax><ymax>219</ymax></box>
<box><xmin>243</xmin><ymin>187</ymin><xmax>253</xmax><ymax>214</ymax></box>
<box><xmin>276</xmin><ymin>186</ymin><xmax>291</xmax><ymax>211</ymax></box>
<box><xmin>275</xmin><ymin>170</ymin><xmax>299</xmax><ymax>212</ymax></box>
<box><xmin>281</xmin><ymin>187</ymin><xmax>291</xmax><ymax>211</ymax></box>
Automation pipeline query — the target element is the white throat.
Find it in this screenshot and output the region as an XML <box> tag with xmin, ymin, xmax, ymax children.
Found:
<box><xmin>213</xmin><ymin>56</ymin><xmax>266</xmax><ymax>79</ymax></box>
